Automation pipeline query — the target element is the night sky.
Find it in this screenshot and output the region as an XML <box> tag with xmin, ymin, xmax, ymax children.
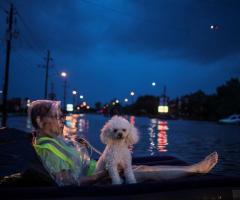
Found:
<box><xmin>0</xmin><ymin>0</ymin><xmax>240</xmax><ymax>106</ymax></box>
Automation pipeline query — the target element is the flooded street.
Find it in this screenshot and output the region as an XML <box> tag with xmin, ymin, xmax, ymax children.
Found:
<box><xmin>7</xmin><ymin>114</ymin><xmax>240</xmax><ymax>177</ymax></box>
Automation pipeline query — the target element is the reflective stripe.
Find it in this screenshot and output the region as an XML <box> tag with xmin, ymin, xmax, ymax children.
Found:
<box><xmin>34</xmin><ymin>137</ymin><xmax>75</xmax><ymax>168</ymax></box>
<box><xmin>37</xmin><ymin>137</ymin><xmax>72</xmax><ymax>152</ymax></box>
<box><xmin>33</xmin><ymin>136</ymin><xmax>96</xmax><ymax>176</ymax></box>
<box><xmin>86</xmin><ymin>160</ymin><xmax>96</xmax><ymax>176</ymax></box>
<box><xmin>34</xmin><ymin>143</ymin><xmax>74</xmax><ymax>167</ymax></box>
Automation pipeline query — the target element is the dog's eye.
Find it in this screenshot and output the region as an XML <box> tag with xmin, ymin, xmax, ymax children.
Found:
<box><xmin>122</xmin><ymin>129</ymin><xmax>126</xmax><ymax>132</ymax></box>
<box><xmin>113</xmin><ymin>129</ymin><xmax>118</xmax><ymax>133</ymax></box>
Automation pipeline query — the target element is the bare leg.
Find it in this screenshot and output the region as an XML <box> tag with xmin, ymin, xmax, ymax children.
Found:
<box><xmin>133</xmin><ymin>152</ymin><xmax>218</xmax><ymax>182</ymax></box>
<box><xmin>81</xmin><ymin>152</ymin><xmax>218</xmax><ymax>185</ymax></box>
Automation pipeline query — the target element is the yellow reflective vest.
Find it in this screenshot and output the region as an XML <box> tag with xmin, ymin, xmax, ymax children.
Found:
<box><xmin>33</xmin><ymin>136</ymin><xmax>96</xmax><ymax>178</ymax></box>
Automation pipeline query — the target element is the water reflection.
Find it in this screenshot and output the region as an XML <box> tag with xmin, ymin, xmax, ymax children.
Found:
<box><xmin>148</xmin><ymin>119</ymin><xmax>169</xmax><ymax>155</ymax></box>
<box><xmin>26</xmin><ymin>117</ymin><xmax>33</xmax><ymax>130</ymax></box>
<box><xmin>157</xmin><ymin>121</ymin><xmax>169</xmax><ymax>152</ymax></box>
<box><xmin>77</xmin><ymin>114</ymin><xmax>89</xmax><ymax>136</ymax></box>
<box><xmin>130</xmin><ymin>115</ymin><xmax>135</xmax><ymax>125</ymax></box>
<box><xmin>148</xmin><ymin>119</ymin><xmax>157</xmax><ymax>155</ymax></box>
<box><xmin>63</xmin><ymin>114</ymin><xmax>78</xmax><ymax>140</ymax></box>
<box><xmin>63</xmin><ymin>114</ymin><xmax>89</xmax><ymax>141</ymax></box>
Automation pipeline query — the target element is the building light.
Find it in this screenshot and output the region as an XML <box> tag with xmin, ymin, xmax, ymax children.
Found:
<box><xmin>27</xmin><ymin>99</ymin><xmax>31</xmax><ymax>107</ymax></box>
<box><xmin>66</xmin><ymin>104</ymin><xmax>73</xmax><ymax>112</ymax></box>
<box><xmin>158</xmin><ymin>105</ymin><xmax>169</xmax><ymax>113</ymax></box>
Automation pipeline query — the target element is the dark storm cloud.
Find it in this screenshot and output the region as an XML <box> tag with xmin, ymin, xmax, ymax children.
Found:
<box><xmin>1</xmin><ymin>0</ymin><xmax>97</xmax><ymax>56</ymax></box>
<box><xmin>0</xmin><ymin>0</ymin><xmax>239</xmax><ymax>104</ymax></box>
<box><xmin>2</xmin><ymin>0</ymin><xmax>240</xmax><ymax>63</ymax></box>
<box><xmin>109</xmin><ymin>0</ymin><xmax>240</xmax><ymax>63</ymax></box>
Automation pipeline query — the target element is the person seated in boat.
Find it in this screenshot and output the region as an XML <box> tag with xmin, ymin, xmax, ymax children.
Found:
<box><xmin>29</xmin><ymin>100</ymin><xmax>219</xmax><ymax>186</ymax></box>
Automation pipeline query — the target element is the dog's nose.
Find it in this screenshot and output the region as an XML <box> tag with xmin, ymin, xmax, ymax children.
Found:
<box><xmin>117</xmin><ymin>132</ymin><xmax>123</xmax><ymax>139</ymax></box>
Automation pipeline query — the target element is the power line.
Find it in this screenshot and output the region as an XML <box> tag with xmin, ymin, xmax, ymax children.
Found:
<box><xmin>17</xmin><ymin>34</ymin><xmax>43</xmax><ymax>59</ymax></box>
<box><xmin>16</xmin><ymin>10</ymin><xmax>44</xmax><ymax>56</ymax></box>
<box><xmin>12</xmin><ymin>50</ymin><xmax>38</xmax><ymax>73</ymax></box>
<box><xmin>79</xmin><ymin>0</ymin><xmax>160</xmax><ymax>26</ymax></box>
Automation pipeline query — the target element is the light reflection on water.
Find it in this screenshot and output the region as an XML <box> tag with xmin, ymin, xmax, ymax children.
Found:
<box><xmin>147</xmin><ymin>119</ymin><xmax>169</xmax><ymax>155</ymax></box>
<box><xmin>157</xmin><ymin>121</ymin><xmax>169</xmax><ymax>152</ymax></box>
<box><xmin>8</xmin><ymin>114</ymin><xmax>240</xmax><ymax>176</ymax></box>
<box><xmin>63</xmin><ymin>114</ymin><xmax>89</xmax><ymax>141</ymax></box>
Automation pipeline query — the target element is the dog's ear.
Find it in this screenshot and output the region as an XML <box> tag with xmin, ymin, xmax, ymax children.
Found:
<box><xmin>126</xmin><ymin>124</ymin><xmax>139</xmax><ymax>145</ymax></box>
<box><xmin>100</xmin><ymin>125</ymin><xmax>111</xmax><ymax>144</ymax></box>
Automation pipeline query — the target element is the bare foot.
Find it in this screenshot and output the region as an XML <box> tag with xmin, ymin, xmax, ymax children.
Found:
<box><xmin>191</xmin><ymin>151</ymin><xmax>218</xmax><ymax>174</ymax></box>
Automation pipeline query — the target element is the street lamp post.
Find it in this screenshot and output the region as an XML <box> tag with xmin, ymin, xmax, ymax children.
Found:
<box><xmin>72</xmin><ymin>90</ymin><xmax>77</xmax><ymax>108</ymax></box>
<box><xmin>130</xmin><ymin>91</ymin><xmax>135</xmax><ymax>104</ymax></box>
<box><xmin>79</xmin><ymin>95</ymin><xmax>84</xmax><ymax>106</ymax></box>
<box><xmin>151</xmin><ymin>82</ymin><xmax>157</xmax><ymax>96</ymax></box>
<box><xmin>61</xmin><ymin>72</ymin><xmax>67</xmax><ymax>111</ymax></box>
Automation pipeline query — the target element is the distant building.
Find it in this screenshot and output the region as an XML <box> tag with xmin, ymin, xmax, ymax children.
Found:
<box><xmin>0</xmin><ymin>97</ymin><xmax>30</xmax><ymax>112</ymax></box>
<box><xmin>158</xmin><ymin>86</ymin><xmax>169</xmax><ymax>114</ymax></box>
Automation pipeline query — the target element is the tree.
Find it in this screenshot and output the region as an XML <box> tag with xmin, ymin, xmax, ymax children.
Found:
<box><xmin>216</xmin><ymin>78</ymin><xmax>240</xmax><ymax>118</ymax></box>
<box><xmin>95</xmin><ymin>102</ymin><xmax>102</xmax><ymax>110</ymax></box>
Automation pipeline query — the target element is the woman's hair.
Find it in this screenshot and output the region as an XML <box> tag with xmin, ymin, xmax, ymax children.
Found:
<box><xmin>28</xmin><ymin>100</ymin><xmax>61</xmax><ymax>129</ymax></box>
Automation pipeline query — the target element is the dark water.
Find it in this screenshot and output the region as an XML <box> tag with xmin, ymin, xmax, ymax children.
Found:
<box><xmin>7</xmin><ymin>114</ymin><xmax>240</xmax><ymax>176</ymax></box>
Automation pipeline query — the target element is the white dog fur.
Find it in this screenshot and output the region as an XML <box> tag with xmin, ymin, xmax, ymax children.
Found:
<box><xmin>96</xmin><ymin>116</ymin><xmax>139</xmax><ymax>184</ymax></box>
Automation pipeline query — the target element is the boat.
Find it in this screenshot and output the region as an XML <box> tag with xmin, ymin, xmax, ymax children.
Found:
<box><xmin>1</xmin><ymin>155</ymin><xmax>240</xmax><ymax>200</ymax></box>
<box><xmin>219</xmin><ymin>114</ymin><xmax>240</xmax><ymax>124</ymax></box>
<box><xmin>1</xmin><ymin>128</ymin><xmax>240</xmax><ymax>199</ymax></box>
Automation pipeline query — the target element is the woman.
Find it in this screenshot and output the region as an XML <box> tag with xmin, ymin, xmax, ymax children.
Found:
<box><xmin>29</xmin><ymin>100</ymin><xmax>218</xmax><ymax>186</ymax></box>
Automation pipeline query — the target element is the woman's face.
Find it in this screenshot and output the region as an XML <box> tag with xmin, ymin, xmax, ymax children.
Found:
<box><xmin>41</xmin><ymin>107</ymin><xmax>65</xmax><ymax>136</ymax></box>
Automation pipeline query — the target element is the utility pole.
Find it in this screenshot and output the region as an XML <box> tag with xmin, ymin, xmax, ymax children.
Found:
<box><xmin>1</xmin><ymin>4</ymin><xmax>16</xmax><ymax>127</ymax></box>
<box><xmin>44</xmin><ymin>50</ymin><xmax>52</xmax><ymax>99</ymax></box>
<box><xmin>63</xmin><ymin>79</ymin><xmax>67</xmax><ymax>111</ymax></box>
<box><xmin>49</xmin><ymin>82</ymin><xmax>56</xmax><ymax>100</ymax></box>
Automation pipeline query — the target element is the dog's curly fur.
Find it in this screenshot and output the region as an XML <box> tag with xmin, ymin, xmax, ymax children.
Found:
<box><xmin>96</xmin><ymin>116</ymin><xmax>139</xmax><ymax>184</ymax></box>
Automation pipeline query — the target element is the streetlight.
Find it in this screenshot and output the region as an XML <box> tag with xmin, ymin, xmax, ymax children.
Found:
<box><xmin>72</xmin><ymin>90</ymin><xmax>77</xmax><ymax>95</ymax></box>
<box><xmin>152</xmin><ymin>82</ymin><xmax>156</xmax><ymax>87</ymax></box>
<box><xmin>115</xmin><ymin>99</ymin><xmax>119</xmax><ymax>104</ymax></box>
<box><xmin>79</xmin><ymin>95</ymin><xmax>84</xmax><ymax>108</ymax></box>
<box><xmin>61</xmin><ymin>72</ymin><xmax>67</xmax><ymax>77</ymax></box>
<box><xmin>130</xmin><ymin>91</ymin><xmax>135</xmax><ymax>104</ymax></box>
<box><xmin>61</xmin><ymin>72</ymin><xmax>67</xmax><ymax>111</ymax></box>
<box><xmin>72</xmin><ymin>90</ymin><xmax>77</xmax><ymax>108</ymax></box>
<box><xmin>0</xmin><ymin>91</ymin><xmax>2</xmax><ymax>105</ymax></box>
<box><xmin>124</xmin><ymin>98</ymin><xmax>128</xmax><ymax>103</ymax></box>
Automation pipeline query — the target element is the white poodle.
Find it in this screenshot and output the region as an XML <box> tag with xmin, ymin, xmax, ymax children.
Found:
<box><xmin>96</xmin><ymin>116</ymin><xmax>139</xmax><ymax>185</ymax></box>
